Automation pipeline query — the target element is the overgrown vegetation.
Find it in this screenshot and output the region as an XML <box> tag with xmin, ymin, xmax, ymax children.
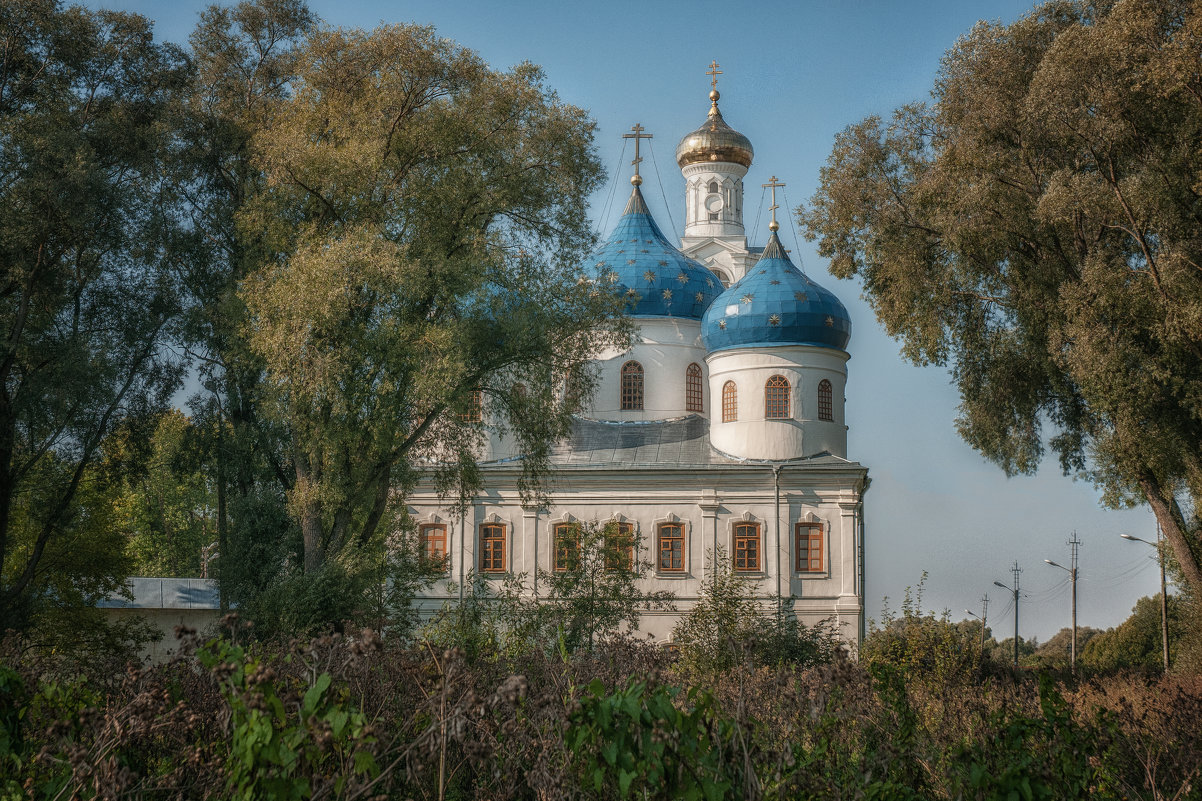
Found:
<box><xmin>4</xmin><ymin>617</ymin><xmax>1202</xmax><ymax>800</ymax></box>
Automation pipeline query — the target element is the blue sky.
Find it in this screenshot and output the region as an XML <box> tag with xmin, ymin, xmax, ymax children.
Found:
<box><xmin>103</xmin><ymin>0</ymin><xmax>1163</xmax><ymax>641</ymax></box>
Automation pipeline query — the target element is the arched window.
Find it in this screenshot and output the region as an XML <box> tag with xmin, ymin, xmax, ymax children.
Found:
<box><xmin>708</xmin><ymin>180</ymin><xmax>719</xmax><ymax>194</ymax></box>
<box><xmin>765</xmin><ymin>375</ymin><xmax>790</xmax><ymax>419</ymax></box>
<box><xmin>722</xmin><ymin>381</ymin><xmax>737</xmax><ymax>423</ymax></box>
<box><xmin>620</xmin><ymin>361</ymin><xmax>644</xmax><ymax>410</ymax></box>
<box><xmin>818</xmin><ymin>379</ymin><xmax>834</xmax><ymax>422</ymax></box>
<box><xmin>685</xmin><ymin>363</ymin><xmax>703</xmax><ymax>412</ymax></box>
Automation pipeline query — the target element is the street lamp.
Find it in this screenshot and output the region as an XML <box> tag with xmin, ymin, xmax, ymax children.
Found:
<box><xmin>964</xmin><ymin>608</ymin><xmax>987</xmax><ymax>648</ymax></box>
<box><xmin>1121</xmin><ymin>526</ymin><xmax>1170</xmax><ymax>672</ymax></box>
<box><xmin>1044</xmin><ymin>558</ymin><xmax>1078</xmax><ymax>671</ymax></box>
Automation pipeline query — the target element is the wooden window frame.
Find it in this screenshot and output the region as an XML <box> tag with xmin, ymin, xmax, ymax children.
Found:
<box><xmin>722</xmin><ymin>380</ymin><xmax>737</xmax><ymax>423</ymax></box>
<box><xmin>620</xmin><ymin>361</ymin><xmax>644</xmax><ymax>411</ymax></box>
<box><xmin>818</xmin><ymin>379</ymin><xmax>833</xmax><ymax>422</ymax></box>
<box><xmin>657</xmin><ymin>523</ymin><xmax>685</xmax><ymax>573</ymax></box>
<box><xmin>733</xmin><ymin>522</ymin><xmax>761</xmax><ymax>572</ymax></box>
<box><xmin>605</xmin><ymin>522</ymin><xmax>635</xmax><ymax>572</ymax></box>
<box><xmin>765</xmin><ymin>375</ymin><xmax>790</xmax><ymax>419</ymax></box>
<box><xmin>685</xmin><ymin>363</ymin><xmax>703</xmax><ymax>413</ymax></box>
<box><xmin>420</xmin><ymin>523</ymin><xmax>449</xmax><ymax>572</ymax></box>
<box><xmin>795</xmin><ymin>522</ymin><xmax>824</xmax><ymax>573</ymax></box>
<box><xmin>553</xmin><ymin>522</ymin><xmax>579</xmax><ymax>572</ymax></box>
<box><xmin>479</xmin><ymin>523</ymin><xmax>506</xmax><ymax>573</ymax></box>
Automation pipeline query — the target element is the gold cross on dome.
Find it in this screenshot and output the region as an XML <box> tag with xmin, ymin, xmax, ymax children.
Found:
<box><xmin>762</xmin><ymin>176</ymin><xmax>786</xmax><ymax>231</ymax></box>
<box><xmin>707</xmin><ymin>60</ymin><xmax>722</xmax><ymax>90</ymax></box>
<box><xmin>622</xmin><ymin>123</ymin><xmax>653</xmax><ymax>186</ymax></box>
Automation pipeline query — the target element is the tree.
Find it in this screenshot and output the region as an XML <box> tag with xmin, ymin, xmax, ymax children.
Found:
<box><xmin>0</xmin><ymin>1</ymin><xmax>188</xmax><ymax>628</ymax></box>
<box><xmin>1081</xmin><ymin>594</ymin><xmax>1184</xmax><ymax>671</ymax></box>
<box><xmin>537</xmin><ymin>520</ymin><xmax>674</xmax><ymax>652</ymax></box>
<box><xmin>175</xmin><ymin>0</ymin><xmax>314</xmax><ymax>607</ymax></box>
<box><xmin>239</xmin><ymin>23</ymin><xmax>628</xmax><ymax>575</ymax></box>
<box><xmin>672</xmin><ymin>549</ymin><xmax>838</xmax><ymax>674</ymax></box>
<box><xmin>800</xmin><ymin>0</ymin><xmax>1202</xmax><ymax>595</ymax></box>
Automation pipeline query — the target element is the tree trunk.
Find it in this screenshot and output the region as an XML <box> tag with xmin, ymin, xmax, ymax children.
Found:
<box><xmin>1140</xmin><ymin>473</ymin><xmax>1202</xmax><ymax>593</ymax></box>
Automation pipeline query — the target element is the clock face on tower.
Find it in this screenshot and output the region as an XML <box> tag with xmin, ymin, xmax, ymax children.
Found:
<box><xmin>703</xmin><ymin>193</ymin><xmax>724</xmax><ymax>213</ymax></box>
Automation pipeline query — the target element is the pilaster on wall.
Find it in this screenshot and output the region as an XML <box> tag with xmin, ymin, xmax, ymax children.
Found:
<box><xmin>698</xmin><ymin>489</ymin><xmax>721</xmax><ymax>583</ymax></box>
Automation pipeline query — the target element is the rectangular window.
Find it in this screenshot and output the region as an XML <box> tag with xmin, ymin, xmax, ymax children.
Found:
<box><xmin>420</xmin><ymin>524</ymin><xmax>448</xmax><ymax>571</ymax></box>
<box><xmin>554</xmin><ymin>522</ymin><xmax>579</xmax><ymax>571</ymax></box>
<box><xmin>657</xmin><ymin>523</ymin><xmax>684</xmax><ymax>572</ymax></box>
<box><xmin>733</xmin><ymin>522</ymin><xmax>761</xmax><ymax>571</ymax></box>
<box><xmin>605</xmin><ymin>522</ymin><xmax>634</xmax><ymax>571</ymax></box>
<box><xmin>480</xmin><ymin>523</ymin><xmax>505</xmax><ymax>573</ymax></box>
<box><xmin>795</xmin><ymin>523</ymin><xmax>823</xmax><ymax>572</ymax></box>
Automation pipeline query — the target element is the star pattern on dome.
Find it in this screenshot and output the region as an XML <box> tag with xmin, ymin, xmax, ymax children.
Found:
<box><xmin>596</xmin><ymin>261</ymin><xmax>607</xmax><ymax>268</ymax></box>
<box><xmin>607</xmin><ymin>271</ymin><xmax>620</xmax><ymax>284</ymax></box>
<box><xmin>658</xmin><ymin>260</ymin><xmax>668</xmax><ymax>267</ymax></box>
<box><xmin>695</xmin><ymin>292</ymin><xmax>705</xmax><ymax>303</ymax></box>
<box><xmin>677</xmin><ymin>272</ymin><xmax>689</xmax><ymax>284</ymax></box>
<box><xmin>706</xmin><ymin>278</ymin><xmax>715</xmax><ymax>288</ymax></box>
<box><xmin>643</xmin><ymin>270</ymin><xmax>656</xmax><ymax>282</ymax></box>
<box><xmin>825</xmin><ymin>316</ymin><xmax>834</xmax><ymax>326</ymax></box>
<box><xmin>740</xmin><ymin>293</ymin><xmax>754</xmax><ymax>304</ymax></box>
<box><xmin>627</xmin><ymin>259</ymin><xmax>637</xmax><ymax>265</ymax></box>
<box><xmin>718</xmin><ymin>320</ymin><xmax>727</xmax><ymax>329</ymax></box>
<box><xmin>641</xmin><ymin>249</ymin><xmax>650</xmax><ymax>254</ymax></box>
<box><xmin>768</xmin><ymin>314</ymin><xmax>781</xmax><ymax>326</ymax></box>
<box><xmin>625</xmin><ymin>288</ymin><xmax>639</xmax><ymax>298</ymax></box>
<box><xmin>769</xmin><ymin>280</ymin><xmax>781</xmax><ymax>285</ymax></box>
<box><xmin>661</xmin><ymin>289</ymin><xmax>672</xmax><ymax>301</ymax></box>
<box><xmin>794</xmin><ymin>291</ymin><xmax>808</xmax><ymax>302</ymax></box>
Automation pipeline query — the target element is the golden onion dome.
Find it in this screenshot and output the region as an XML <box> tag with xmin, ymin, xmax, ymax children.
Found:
<box><xmin>675</xmin><ymin>89</ymin><xmax>754</xmax><ymax>169</ymax></box>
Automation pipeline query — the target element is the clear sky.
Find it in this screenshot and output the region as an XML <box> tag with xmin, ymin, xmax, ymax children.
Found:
<box><xmin>99</xmin><ymin>0</ymin><xmax>1164</xmax><ymax>642</ymax></box>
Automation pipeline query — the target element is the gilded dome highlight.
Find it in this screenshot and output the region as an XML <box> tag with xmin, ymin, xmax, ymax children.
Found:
<box><xmin>675</xmin><ymin>90</ymin><xmax>754</xmax><ymax>169</ymax></box>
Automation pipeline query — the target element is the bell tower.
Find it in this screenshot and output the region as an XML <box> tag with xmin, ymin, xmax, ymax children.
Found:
<box><xmin>676</xmin><ymin>62</ymin><xmax>758</xmax><ymax>285</ymax></box>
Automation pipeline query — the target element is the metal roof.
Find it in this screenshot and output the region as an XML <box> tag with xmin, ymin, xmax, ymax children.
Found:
<box><xmin>592</xmin><ymin>187</ymin><xmax>725</xmax><ymax>320</ymax></box>
<box><xmin>98</xmin><ymin>577</ymin><xmax>220</xmax><ymax>610</ymax></box>
<box><xmin>702</xmin><ymin>232</ymin><xmax>852</xmax><ymax>353</ymax></box>
<box><xmin>483</xmin><ymin>415</ymin><xmax>861</xmax><ymax>471</ymax></box>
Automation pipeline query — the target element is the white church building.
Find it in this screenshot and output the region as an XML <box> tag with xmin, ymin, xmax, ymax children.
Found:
<box><xmin>410</xmin><ymin>74</ymin><xmax>869</xmax><ymax>646</ymax></box>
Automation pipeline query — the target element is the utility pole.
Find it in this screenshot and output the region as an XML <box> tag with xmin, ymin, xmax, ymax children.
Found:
<box><xmin>1122</xmin><ymin>523</ymin><xmax>1171</xmax><ymax>672</ymax></box>
<box><xmin>994</xmin><ymin>562</ymin><xmax>1022</xmax><ymax>668</ymax></box>
<box><xmin>1045</xmin><ymin>532</ymin><xmax>1081</xmax><ymax>672</ymax></box>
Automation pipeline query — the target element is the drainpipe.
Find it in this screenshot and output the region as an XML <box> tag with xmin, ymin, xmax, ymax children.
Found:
<box><xmin>458</xmin><ymin>500</ymin><xmax>467</xmax><ymax>605</ymax></box>
<box><xmin>774</xmin><ymin>464</ymin><xmax>783</xmax><ymax>620</ymax></box>
<box><xmin>858</xmin><ymin>478</ymin><xmax>870</xmax><ymax>644</ymax></box>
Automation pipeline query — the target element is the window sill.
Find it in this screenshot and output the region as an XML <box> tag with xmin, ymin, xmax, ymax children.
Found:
<box><xmin>653</xmin><ymin>571</ymin><xmax>692</xmax><ymax>579</ymax></box>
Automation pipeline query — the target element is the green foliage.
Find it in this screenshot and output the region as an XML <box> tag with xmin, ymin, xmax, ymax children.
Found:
<box><xmin>569</xmin><ymin>679</ymin><xmax>734</xmax><ymax>801</ymax></box>
<box><xmin>0</xmin><ymin>0</ymin><xmax>188</xmax><ymax>630</ymax></box>
<box><xmin>113</xmin><ymin>411</ymin><xmax>217</xmax><ymax>577</ymax></box>
<box><xmin>953</xmin><ymin>674</ymin><xmax>1114</xmax><ymax>800</ymax></box>
<box><xmin>672</xmin><ymin>549</ymin><xmax>839</xmax><ymax>675</ymax></box>
<box><xmin>800</xmin><ymin>0</ymin><xmax>1202</xmax><ymax>594</ymax></box>
<box><xmin>1082</xmin><ymin>594</ymin><xmax>1184</xmax><ymax>672</ymax></box>
<box><xmin>196</xmin><ymin>637</ymin><xmax>379</xmax><ymax>800</ymax></box>
<box><xmin>536</xmin><ymin>520</ymin><xmax>674</xmax><ymax>652</ymax></box>
<box><xmin>239</xmin><ymin>21</ymin><xmax>629</xmax><ymax>577</ymax></box>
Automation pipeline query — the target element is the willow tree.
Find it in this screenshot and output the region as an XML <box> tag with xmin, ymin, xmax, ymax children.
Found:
<box><xmin>241</xmin><ymin>25</ymin><xmax>627</xmax><ymax>573</ymax></box>
<box><xmin>800</xmin><ymin>0</ymin><xmax>1202</xmax><ymax>591</ymax></box>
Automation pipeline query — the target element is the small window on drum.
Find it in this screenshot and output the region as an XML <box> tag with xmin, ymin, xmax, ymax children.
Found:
<box><xmin>818</xmin><ymin>379</ymin><xmax>834</xmax><ymax>422</ymax></box>
<box><xmin>765</xmin><ymin>375</ymin><xmax>790</xmax><ymax>419</ymax></box>
<box><xmin>620</xmin><ymin>361</ymin><xmax>644</xmax><ymax>410</ymax></box>
<box><xmin>722</xmin><ymin>381</ymin><xmax>737</xmax><ymax>423</ymax></box>
<box><xmin>685</xmin><ymin>363</ymin><xmax>703</xmax><ymax>413</ymax></box>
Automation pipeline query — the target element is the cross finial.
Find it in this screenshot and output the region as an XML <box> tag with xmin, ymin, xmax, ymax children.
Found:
<box><xmin>622</xmin><ymin>123</ymin><xmax>654</xmax><ymax>186</ymax></box>
<box><xmin>707</xmin><ymin>60</ymin><xmax>722</xmax><ymax>91</ymax></box>
<box><xmin>762</xmin><ymin>176</ymin><xmax>785</xmax><ymax>231</ymax></box>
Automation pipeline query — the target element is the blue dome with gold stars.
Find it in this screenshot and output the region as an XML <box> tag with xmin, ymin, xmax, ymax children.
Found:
<box><xmin>592</xmin><ymin>187</ymin><xmax>724</xmax><ymax>319</ymax></box>
<box><xmin>701</xmin><ymin>232</ymin><xmax>851</xmax><ymax>352</ymax></box>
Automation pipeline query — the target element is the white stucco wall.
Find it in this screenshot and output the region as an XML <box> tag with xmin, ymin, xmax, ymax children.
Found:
<box><xmin>586</xmin><ymin>318</ymin><xmax>710</xmax><ymax>421</ymax></box>
<box><xmin>707</xmin><ymin>345</ymin><xmax>849</xmax><ymax>460</ymax></box>
<box><xmin>682</xmin><ymin>162</ymin><xmax>748</xmax><ymax>239</ymax></box>
<box><xmin>409</xmin><ymin>464</ymin><xmax>866</xmax><ymax>647</ymax></box>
